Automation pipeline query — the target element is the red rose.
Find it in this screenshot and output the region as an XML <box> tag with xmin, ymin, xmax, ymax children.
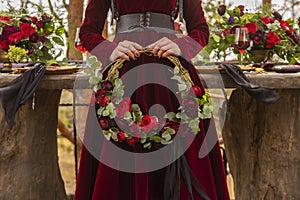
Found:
<box><xmin>191</xmin><ymin>85</ymin><xmax>203</xmax><ymax>97</ymax></box>
<box><xmin>20</xmin><ymin>23</ymin><xmax>36</xmax><ymax>38</ymax></box>
<box><xmin>117</xmin><ymin>132</ymin><xmax>126</xmax><ymax>142</ymax></box>
<box><xmin>126</xmin><ymin>137</ymin><xmax>139</xmax><ymax>147</ymax></box>
<box><xmin>99</xmin><ymin>117</ymin><xmax>110</xmax><ymax>130</ymax></box>
<box><xmin>0</xmin><ymin>16</ymin><xmax>11</xmax><ymax>22</ymax></box>
<box><xmin>8</xmin><ymin>32</ymin><xmax>23</xmax><ymax>43</ymax></box>
<box><xmin>243</xmin><ymin>22</ymin><xmax>258</xmax><ymax>33</ymax></box>
<box><xmin>116</xmin><ymin>97</ymin><xmax>131</xmax><ymax>118</ymax></box>
<box><xmin>96</xmin><ymin>89</ymin><xmax>106</xmax><ymax>97</ymax></box>
<box><xmin>260</xmin><ymin>16</ymin><xmax>274</xmax><ymax>24</ymax></box>
<box><xmin>142</xmin><ymin>115</ymin><xmax>158</xmax><ymax>133</ymax></box>
<box><xmin>280</xmin><ymin>20</ymin><xmax>293</xmax><ymax>34</ymax></box>
<box><xmin>0</xmin><ymin>39</ymin><xmax>9</xmax><ymax>51</ymax></box>
<box><xmin>99</xmin><ymin>96</ymin><xmax>109</xmax><ymax>106</ymax></box>
<box><xmin>266</xmin><ymin>31</ymin><xmax>281</xmax><ymax>48</ymax></box>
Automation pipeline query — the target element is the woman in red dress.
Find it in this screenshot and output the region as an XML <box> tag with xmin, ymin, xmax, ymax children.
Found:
<box><xmin>75</xmin><ymin>0</ymin><xmax>230</xmax><ymax>199</ymax></box>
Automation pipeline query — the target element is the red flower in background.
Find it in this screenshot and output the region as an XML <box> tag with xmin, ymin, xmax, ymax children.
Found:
<box><xmin>243</xmin><ymin>22</ymin><xmax>258</xmax><ymax>33</ymax></box>
<box><xmin>20</xmin><ymin>23</ymin><xmax>36</xmax><ymax>38</ymax></box>
<box><xmin>0</xmin><ymin>16</ymin><xmax>11</xmax><ymax>22</ymax></box>
<box><xmin>266</xmin><ymin>31</ymin><xmax>281</xmax><ymax>48</ymax></box>
<box><xmin>260</xmin><ymin>16</ymin><xmax>274</xmax><ymax>24</ymax></box>
<box><xmin>280</xmin><ymin>20</ymin><xmax>293</xmax><ymax>34</ymax></box>
<box><xmin>8</xmin><ymin>32</ymin><xmax>23</xmax><ymax>43</ymax></box>
<box><xmin>0</xmin><ymin>39</ymin><xmax>9</xmax><ymax>51</ymax></box>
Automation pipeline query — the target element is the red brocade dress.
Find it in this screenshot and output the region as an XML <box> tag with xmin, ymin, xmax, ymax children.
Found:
<box><xmin>75</xmin><ymin>0</ymin><xmax>230</xmax><ymax>199</ymax></box>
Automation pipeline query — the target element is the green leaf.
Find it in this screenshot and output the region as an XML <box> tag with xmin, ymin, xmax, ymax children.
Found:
<box><xmin>165</xmin><ymin>128</ymin><xmax>176</xmax><ymax>135</ymax></box>
<box><xmin>175</xmin><ymin>112</ymin><xmax>182</xmax><ymax>119</ymax></box>
<box><xmin>52</xmin><ymin>36</ymin><xmax>64</xmax><ymax>46</ymax></box>
<box><xmin>143</xmin><ymin>142</ymin><xmax>152</xmax><ymax>149</ymax></box>
<box><xmin>178</xmin><ymin>83</ymin><xmax>187</xmax><ymax>91</ymax></box>
<box><xmin>131</xmin><ymin>104</ymin><xmax>140</xmax><ymax>112</ymax></box>
<box><xmin>124</xmin><ymin>111</ymin><xmax>132</xmax><ymax>120</ymax></box>
<box><xmin>36</xmin><ymin>49</ymin><xmax>44</xmax><ymax>57</ymax></box>
<box><xmin>87</xmin><ymin>56</ymin><xmax>98</xmax><ymax>64</ymax></box>
<box><xmin>161</xmin><ymin>139</ymin><xmax>172</xmax><ymax>145</ymax></box>
<box><xmin>150</xmin><ymin>136</ymin><xmax>162</xmax><ymax>143</ymax></box>
<box><xmin>44</xmin><ymin>38</ymin><xmax>53</xmax><ymax>49</ymax></box>
<box><xmin>44</xmin><ymin>22</ymin><xmax>55</xmax><ymax>34</ymax></box>
<box><xmin>162</xmin><ymin>133</ymin><xmax>171</xmax><ymax>141</ymax></box>
<box><xmin>164</xmin><ymin>112</ymin><xmax>176</xmax><ymax>120</ymax></box>
<box><xmin>227</xmin><ymin>10</ymin><xmax>234</xmax><ymax>16</ymax></box>
<box><xmin>219</xmin><ymin>41</ymin><xmax>230</xmax><ymax>51</ymax></box>
<box><xmin>102</xmin><ymin>110</ymin><xmax>110</xmax><ymax>116</ymax></box>
<box><xmin>55</xmin><ymin>26</ymin><xmax>65</xmax><ymax>36</ymax></box>
<box><xmin>212</xmin><ymin>34</ymin><xmax>221</xmax><ymax>43</ymax></box>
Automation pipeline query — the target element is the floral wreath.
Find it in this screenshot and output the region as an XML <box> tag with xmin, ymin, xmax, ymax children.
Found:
<box><xmin>85</xmin><ymin>50</ymin><xmax>214</xmax><ymax>149</ymax></box>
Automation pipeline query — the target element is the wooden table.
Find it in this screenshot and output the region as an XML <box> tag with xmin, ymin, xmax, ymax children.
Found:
<box><xmin>1</xmin><ymin>71</ymin><xmax>300</xmax><ymax>199</ymax></box>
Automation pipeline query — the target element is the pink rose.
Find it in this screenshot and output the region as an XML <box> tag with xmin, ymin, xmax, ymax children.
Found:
<box><xmin>116</xmin><ymin>97</ymin><xmax>131</xmax><ymax>118</ymax></box>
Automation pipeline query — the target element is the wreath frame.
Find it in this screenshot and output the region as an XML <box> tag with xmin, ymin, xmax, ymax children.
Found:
<box><xmin>85</xmin><ymin>50</ymin><xmax>214</xmax><ymax>148</ymax></box>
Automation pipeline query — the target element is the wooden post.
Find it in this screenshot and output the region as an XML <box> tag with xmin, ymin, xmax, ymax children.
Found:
<box><xmin>0</xmin><ymin>90</ymin><xmax>67</xmax><ymax>200</ymax></box>
<box><xmin>222</xmin><ymin>89</ymin><xmax>300</xmax><ymax>199</ymax></box>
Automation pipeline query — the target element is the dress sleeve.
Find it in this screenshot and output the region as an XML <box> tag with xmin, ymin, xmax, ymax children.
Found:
<box><xmin>172</xmin><ymin>0</ymin><xmax>209</xmax><ymax>60</ymax></box>
<box><xmin>79</xmin><ymin>0</ymin><xmax>117</xmax><ymax>65</ymax></box>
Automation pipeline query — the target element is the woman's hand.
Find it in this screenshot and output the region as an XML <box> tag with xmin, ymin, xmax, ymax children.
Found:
<box><xmin>110</xmin><ymin>40</ymin><xmax>142</xmax><ymax>61</ymax></box>
<box><xmin>147</xmin><ymin>37</ymin><xmax>182</xmax><ymax>58</ymax></box>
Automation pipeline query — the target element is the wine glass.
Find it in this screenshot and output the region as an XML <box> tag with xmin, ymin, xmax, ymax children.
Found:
<box><xmin>75</xmin><ymin>27</ymin><xmax>87</xmax><ymax>63</ymax></box>
<box><xmin>234</xmin><ymin>27</ymin><xmax>250</xmax><ymax>65</ymax></box>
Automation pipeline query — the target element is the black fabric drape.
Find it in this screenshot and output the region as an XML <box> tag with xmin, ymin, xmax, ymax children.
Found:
<box><xmin>0</xmin><ymin>62</ymin><xmax>46</xmax><ymax>128</ymax></box>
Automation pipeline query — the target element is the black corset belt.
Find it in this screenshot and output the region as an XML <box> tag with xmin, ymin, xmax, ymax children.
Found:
<box><xmin>115</xmin><ymin>12</ymin><xmax>175</xmax><ymax>34</ymax></box>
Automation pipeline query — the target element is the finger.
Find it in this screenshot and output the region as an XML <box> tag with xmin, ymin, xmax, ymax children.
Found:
<box><xmin>127</xmin><ymin>45</ymin><xmax>140</xmax><ymax>58</ymax></box>
<box><xmin>147</xmin><ymin>42</ymin><xmax>157</xmax><ymax>49</ymax></box>
<box><xmin>120</xmin><ymin>53</ymin><xmax>130</xmax><ymax>61</ymax></box>
<box><xmin>152</xmin><ymin>45</ymin><xmax>161</xmax><ymax>55</ymax></box>
<box><xmin>157</xmin><ymin>46</ymin><xmax>169</xmax><ymax>58</ymax></box>
<box><xmin>162</xmin><ymin>49</ymin><xmax>174</xmax><ymax>58</ymax></box>
<box><xmin>121</xmin><ymin>42</ymin><xmax>142</xmax><ymax>58</ymax></box>
<box><xmin>130</xmin><ymin>42</ymin><xmax>143</xmax><ymax>51</ymax></box>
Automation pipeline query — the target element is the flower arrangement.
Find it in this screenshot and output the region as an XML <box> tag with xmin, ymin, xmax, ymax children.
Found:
<box><xmin>85</xmin><ymin>51</ymin><xmax>214</xmax><ymax>148</ymax></box>
<box><xmin>202</xmin><ymin>5</ymin><xmax>300</xmax><ymax>64</ymax></box>
<box><xmin>0</xmin><ymin>11</ymin><xmax>65</xmax><ymax>63</ymax></box>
